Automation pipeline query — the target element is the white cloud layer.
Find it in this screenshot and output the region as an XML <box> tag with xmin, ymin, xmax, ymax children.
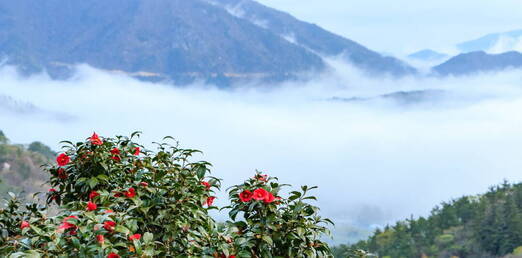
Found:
<box><xmin>1</xmin><ymin>62</ymin><xmax>522</xmax><ymax>240</ymax></box>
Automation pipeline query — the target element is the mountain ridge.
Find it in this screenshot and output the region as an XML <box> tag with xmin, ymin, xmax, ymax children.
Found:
<box><xmin>0</xmin><ymin>0</ymin><xmax>416</xmax><ymax>85</ymax></box>
<box><xmin>432</xmin><ymin>51</ymin><xmax>522</xmax><ymax>76</ymax></box>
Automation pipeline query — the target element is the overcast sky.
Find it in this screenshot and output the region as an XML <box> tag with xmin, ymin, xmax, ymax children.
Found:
<box><xmin>256</xmin><ymin>0</ymin><xmax>522</xmax><ymax>56</ymax></box>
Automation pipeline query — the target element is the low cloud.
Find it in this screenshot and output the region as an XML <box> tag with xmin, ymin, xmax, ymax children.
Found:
<box><xmin>489</xmin><ymin>35</ymin><xmax>522</xmax><ymax>54</ymax></box>
<box><xmin>1</xmin><ymin>61</ymin><xmax>522</xmax><ymax>242</ymax></box>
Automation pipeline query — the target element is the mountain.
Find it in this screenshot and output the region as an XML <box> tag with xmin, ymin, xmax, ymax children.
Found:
<box><xmin>0</xmin><ymin>130</ymin><xmax>53</xmax><ymax>198</ymax></box>
<box><xmin>0</xmin><ymin>0</ymin><xmax>415</xmax><ymax>85</ymax></box>
<box><xmin>432</xmin><ymin>51</ymin><xmax>522</xmax><ymax>76</ymax></box>
<box><xmin>457</xmin><ymin>29</ymin><xmax>522</xmax><ymax>53</ymax></box>
<box><xmin>331</xmin><ymin>89</ymin><xmax>447</xmax><ymax>106</ymax></box>
<box><xmin>208</xmin><ymin>0</ymin><xmax>416</xmax><ymax>77</ymax></box>
<box><xmin>335</xmin><ymin>181</ymin><xmax>522</xmax><ymax>257</ymax></box>
<box><xmin>407</xmin><ymin>49</ymin><xmax>448</xmax><ymax>61</ymax></box>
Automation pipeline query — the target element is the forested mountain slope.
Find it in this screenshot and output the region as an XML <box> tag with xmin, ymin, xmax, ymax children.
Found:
<box><xmin>334</xmin><ymin>182</ymin><xmax>522</xmax><ymax>257</ymax></box>
<box><xmin>0</xmin><ymin>130</ymin><xmax>53</xmax><ymax>197</ymax></box>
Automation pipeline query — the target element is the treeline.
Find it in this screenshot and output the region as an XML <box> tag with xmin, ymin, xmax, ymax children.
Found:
<box><xmin>0</xmin><ymin>130</ymin><xmax>54</xmax><ymax>196</ymax></box>
<box><xmin>334</xmin><ymin>181</ymin><xmax>522</xmax><ymax>257</ymax></box>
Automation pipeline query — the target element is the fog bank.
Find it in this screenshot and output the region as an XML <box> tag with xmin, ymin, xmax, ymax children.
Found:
<box><xmin>1</xmin><ymin>62</ymin><xmax>522</xmax><ymax>242</ymax></box>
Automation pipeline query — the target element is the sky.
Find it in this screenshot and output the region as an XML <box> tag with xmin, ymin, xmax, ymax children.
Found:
<box><xmin>256</xmin><ymin>0</ymin><xmax>522</xmax><ymax>56</ymax></box>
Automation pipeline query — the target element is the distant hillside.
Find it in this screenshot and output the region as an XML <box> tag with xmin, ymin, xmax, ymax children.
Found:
<box><xmin>407</xmin><ymin>49</ymin><xmax>448</xmax><ymax>61</ymax></box>
<box><xmin>432</xmin><ymin>51</ymin><xmax>522</xmax><ymax>76</ymax></box>
<box><xmin>457</xmin><ymin>29</ymin><xmax>522</xmax><ymax>53</ymax></box>
<box><xmin>335</xmin><ymin>181</ymin><xmax>522</xmax><ymax>257</ymax></box>
<box><xmin>0</xmin><ymin>0</ymin><xmax>415</xmax><ymax>85</ymax></box>
<box><xmin>0</xmin><ymin>130</ymin><xmax>53</xmax><ymax>197</ymax></box>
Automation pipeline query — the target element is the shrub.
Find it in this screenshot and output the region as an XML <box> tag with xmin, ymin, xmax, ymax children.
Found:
<box><xmin>0</xmin><ymin>132</ymin><xmax>333</xmax><ymax>257</ymax></box>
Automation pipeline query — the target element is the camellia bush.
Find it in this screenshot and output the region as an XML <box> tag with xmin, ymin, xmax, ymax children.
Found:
<box><xmin>0</xmin><ymin>133</ymin><xmax>333</xmax><ymax>257</ymax></box>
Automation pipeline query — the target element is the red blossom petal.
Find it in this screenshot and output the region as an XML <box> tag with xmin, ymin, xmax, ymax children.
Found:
<box><xmin>20</xmin><ymin>221</ymin><xmax>30</xmax><ymax>229</ymax></box>
<box><xmin>252</xmin><ymin>188</ymin><xmax>269</xmax><ymax>201</ymax></box>
<box><xmin>239</xmin><ymin>190</ymin><xmax>253</xmax><ymax>202</ymax></box>
<box><xmin>103</xmin><ymin>221</ymin><xmax>116</xmax><ymax>232</ymax></box>
<box><xmin>201</xmin><ymin>181</ymin><xmax>211</xmax><ymax>190</ymax></box>
<box><xmin>56</xmin><ymin>153</ymin><xmax>70</xmax><ymax>166</ymax></box>
<box><xmin>96</xmin><ymin>234</ymin><xmax>105</xmax><ymax>244</ymax></box>
<box><xmin>89</xmin><ymin>191</ymin><xmax>100</xmax><ymax>200</ymax></box>
<box><xmin>125</xmin><ymin>187</ymin><xmax>136</xmax><ymax>198</ymax></box>
<box><xmin>264</xmin><ymin>192</ymin><xmax>276</xmax><ymax>204</ymax></box>
<box><xmin>89</xmin><ymin>132</ymin><xmax>103</xmax><ymax>145</ymax></box>
<box><xmin>206</xmin><ymin>196</ymin><xmax>216</xmax><ymax>206</ymax></box>
<box><xmin>129</xmin><ymin>233</ymin><xmax>142</xmax><ymax>241</ymax></box>
<box><xmin>86</xmin><ymin>201</ymin><xmax>97</xmax><ymax>211</ymax></box>
<box><xmin>107</xmin><ymin>253</ymin><xmax>120</xmax><ymax>258</ymax></box>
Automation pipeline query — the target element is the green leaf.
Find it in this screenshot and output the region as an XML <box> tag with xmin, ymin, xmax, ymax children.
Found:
<box><xmin>143</xmin><ymin>232</ymin><xmax>153</xmax><ymax>244</ymax></box>
<box><xmin>196</xmin><ymin>165</ymin><xmax>206</xmax><ymax>179</ymax></box>
<box><xmin>29</xmin><ymin>225</ymin><xmax>44</xmax><ymax>235</ymax></box>
<box><xmin>262</xmin><ymin>235</ymin><xmax>273</xmax><ymax>245</ymax></box>
<box><xmin>88</xmin><ymin>177</ymin><xmax>99</xmax><ymax>188</ymax></box>
<box><xmin>296</xmin><ymin>227</ymin><xmax>305</xmax><ymax>237</ymax></box>
<box><xmin>115</xmin><ymin>225</ymin><xmax>130</xmax><ymax>235</ymax></box>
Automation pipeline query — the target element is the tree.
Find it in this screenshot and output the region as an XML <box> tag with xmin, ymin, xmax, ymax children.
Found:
<box><xmin>0</xmin><ymin>130</ymin><xmax>7</xmax><ymax>144</ymax></box>
<box><xmin>0</xmin><ymin>132</ymin><xmax>333</xmax><ymax>257</ymax></box>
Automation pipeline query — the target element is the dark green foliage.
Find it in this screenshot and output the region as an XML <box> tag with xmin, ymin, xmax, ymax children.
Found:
<box><xmin>28</xmin><ymin>141</ymin><xmax>56</xmax><ymax>159</ymax></box>
<box><xmin>344</xmin><ymin>181</ymin><xmax>522</xmax><ymax>257</ymax></box>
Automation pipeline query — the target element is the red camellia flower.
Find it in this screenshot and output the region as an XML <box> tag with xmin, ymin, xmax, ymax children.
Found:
<box><xmin>104</xmin><ymin>209</ymin><xmax>114</xmax><ymax>214</ymax></box>
<box><xmin>110</xmin><ymin>147</ymin><xmax>120</xmax><ymax>155</ymax></box>
<box><xmin>239</xmin><ymin>190</ymin><xmax>253</xmax><ymax>202</ymax></box>
<box><xmin>20</xmin><ymin>221</ymin><xmax>30</xmax><ymax>229</ymax></box>
<box><xmin>49</xmin><ymin>188</ymin><xmax>57</xmax><ymax>192</ymax></box>
<box><xmin>89</xmin><ymin>132</ymin><xmax>103</xmax><ymax>145</ymax></box>
<box><xmin>89</xmin><ymin>191</ymin><xmax>100</xmax><ymax>200</ymax></box>
<box><xmin>206</xmin><ymin>196</ymin><xmax>216</xmax><ymax>206</ymax></box>
<box><xmin>139</xmin><ymin>182</ymin><xmax>148</xmax><ymax>187</ymax></box>
<box><xmin>56</xmin><ymin>153</ymin><xmax>70</xmax><ymax>166</ymax></box>
<box><xmin>107</xmin><ymin>253</ymin><xmax>120</xmax><ymax>258</ymax></box>
<box><xmin>57</xmin><ymin>168</ymin><xmax>67</xmax><ymax>179</ymax></box>
<box><xmin>125</xmin><ymin>187</ymin><xmax>136</xmax><ymax>198</ymax></box>
<box><xmin>129</xmin><ymin>233</ymin><xmax>141</xmax><ymax>241</ymax></box>
<box><xmin>252</xmin><ymin>188</ymin><xmax>269</xmax><ymax>201</ymax></box>
<box><xmin>87</xmin><ymin>201</ymin><xmax>97</xmax><ymax>211</ymax></box>
<box><xmin>111</xmin><ymin>155</ymin><xmax>121</xmax><ymax>162</ymax></box>
<box><xmin>58</xmin><ymin>216</ymin><xmax>78</xmax><ymax>231</ymax></box>
<box><xmin>201</xmin><ymin>181</ymin><xmax>211</xmax><ymax>190</ymax></box>
<box><xmin>133</xmin><ymin>147</ymin><xmax>140</xmax><ymax>156</ymax></box>
<box><xmin>264</xmin><ymin>192</ymin><xmax>276</xmax><ymax>204</ymax></box>
<box><xmin>103</xmin><ymin>220</ymin><xmax>116</xmax><ymax>232</ymax></box>
<box><xmin>96</xmin><ymin>234</ymin><xmax>105</xmax><ymax>244</ymax></box>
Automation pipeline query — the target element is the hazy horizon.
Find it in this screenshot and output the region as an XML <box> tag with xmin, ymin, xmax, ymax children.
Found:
<box><xmin>256</xmin><ymin>0</ymin><xmax>522</xmax><ymax>56</ymax></box>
